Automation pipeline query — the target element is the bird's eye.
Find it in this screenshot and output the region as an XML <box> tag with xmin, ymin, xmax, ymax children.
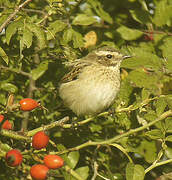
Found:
<box><xmin>106</xmin><ymin>54</ymin><xmax>113</xmax><ymax>59</ymax></box>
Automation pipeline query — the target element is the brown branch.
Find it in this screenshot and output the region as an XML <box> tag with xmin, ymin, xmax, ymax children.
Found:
<box><xmin>0</xmin><ymin>0</ymin><xmax>32</xmax><ymax>33</ymax></box>
<box><xmin>0</xmin><ymin>65</ymin><xmax>31</xmax><ymax>77</ymax></box>
<box><xmin>142</xmin><ymin>30</ymin><xmax>172</xmax><ymax>36</ymax></box>
<box><xmin>56</xmin><ymin>110</ymin><xmax>172</xmax><ymax>155</ymax></box>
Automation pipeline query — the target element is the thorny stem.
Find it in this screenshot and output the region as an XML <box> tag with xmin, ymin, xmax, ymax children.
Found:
<box><xmin>0</xmin><ymin>0</ymin><xmax>32</xmax><ymax>33</ymax></box>
<box><xmin>56</xmin><ymin>110</ymin><xmax>172</xmax><ymax>154</ymax></box>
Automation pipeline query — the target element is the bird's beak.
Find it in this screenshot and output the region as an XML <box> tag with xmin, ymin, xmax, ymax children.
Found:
<box><xmin>123</xmin><ymin>55</ymin><xmax>132</xmax><ymax>59</ymax></box>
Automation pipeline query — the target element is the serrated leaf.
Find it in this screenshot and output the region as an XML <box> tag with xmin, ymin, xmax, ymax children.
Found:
<box><xmin>117</xmin><ymin>26</ymin><xmax>143</xmax><ymax>40</ymax></box>
<box><xmin>72</xmin><ymin>14</ymin><xmax>97</xmax><ymax>25</ymax></box>
<box><xmin>0</xmin><ymin>82</ymin><xmax>18</xmax><ymax>93</ymax></box>
<box><xmin>126</xmin><ymin>163</ymin><xmax>145</xmax><ymax>180</ymax></box>
<box><xmin>66</xmin><ymin>151</ymin><xmax>79</xmax><ymax>169</ymax></box>
<box><xmin>31</xmin><ymin>61</ymin><xmax>48</xmax><ymax>80</ymax></box>
<box><xmin>0</xmin><ymin>46</ymin><xmax>9</xmax><ymax>64</ymax></box>
<box><xmin>6</xmin><ymin>20</ymin><xmax>23</xmax><ymax>44</ymax></box>
<box><xmin>88</xmin><ymin>0</ymin><xmax>113</xmax><ymax>24</ymax></box>
<box><xmin>47</xmin><ymin>20</ymin><xmax>67</xmax><ymax>40</ymax></box>
<box><xmin>145</xmin><ymin>129</ymin><xmax>164</xmax><ymax>140</ymax></box>
<box><xmin>27</xmin><ymin>23</ymin><xmax>46</xmax><ymax>49</ymax></box>
<box><xmin>23</xmin><ymin>28</ymin><xmax>33</xmax><ymax>48</ymax></box>
<box><xmin>153</xmin><ymin>0</ymin><xmax>172</xmax><ymax>27</ymax></box>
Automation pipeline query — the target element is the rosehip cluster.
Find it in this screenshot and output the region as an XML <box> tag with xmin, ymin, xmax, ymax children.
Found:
<box><xmin>30</xmin><ymin>131</ymin><xmax>64</xmax><ymax>179</ymax></box>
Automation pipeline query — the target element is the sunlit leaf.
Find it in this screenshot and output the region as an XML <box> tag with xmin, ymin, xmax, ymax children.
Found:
<box><xmin>126</xmin><ymin>163</ymin><xmax>145</xmax><ymax>180</ymax></box>
<box><xmin>117</xmin><ymin>26</ymin><xmax>143</xmax><ymax>40</ymax></box>
<box><xmin>72</xmin><ymin>14</ymin><xmax>97</xmax><ymax>25</ymax></box>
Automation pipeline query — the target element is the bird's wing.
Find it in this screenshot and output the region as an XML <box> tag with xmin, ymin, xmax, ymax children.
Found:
<box><xmin>61</xmin><ymin>59</ymin><xmax>92</xmax><ymax>83</ymax></box>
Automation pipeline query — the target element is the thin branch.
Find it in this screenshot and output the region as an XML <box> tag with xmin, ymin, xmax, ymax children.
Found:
<box><xmin>62</xmin><ymin>96</ymin><xmax>164</xmax><ymax>129</ymax></box>
<box><xmin>0</xmin><ymin>129</ymin><xmax>30</xmax><ymax>141</ymax></box>
<box><xmin>145</xmin><ymin>158</ymin><xmax>172</xmax><ymax>174</ymax></box>
<box><xmin>0</xmin><ymin>65</ymin><xmax>31</xmax><ymax>77</ymax></box>
<box><xmin>0</xmin><ymin>0</ymin><xmax>32</xmax><ymax>33</ymax></box>
<box><xmin>57</xmin><ymin>110</ymin><xmax>172</xmax><ymax>155</ymax></box>
<box><xmin>26</xmin><ymin>116</ymin><xmax>70</xmax><ymax>137</ymax></box>
<box><xmin>0</xmin><ymin>117</ymin><xmax>70</xmax><ymax>140</ymax></box>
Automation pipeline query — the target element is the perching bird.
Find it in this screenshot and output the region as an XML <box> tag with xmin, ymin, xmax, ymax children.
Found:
<box><xmin>59</xmin><ymin>46</ymin><xmax>131</xmax><ymax>116</ymax></box>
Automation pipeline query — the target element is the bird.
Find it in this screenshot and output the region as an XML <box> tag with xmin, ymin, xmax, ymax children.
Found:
<box><xmin>59</xmin><ymin>46</ymin><xmax>131</xmax><ymax>116</ymax></box>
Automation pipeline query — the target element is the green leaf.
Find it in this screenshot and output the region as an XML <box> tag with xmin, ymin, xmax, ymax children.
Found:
<box><xmin>89</xmin><ymin>123</ymin><xmax>102</xmax><ymax>132</ymax></box>
<box><xmin>166</xmin><ymin>135</ymin><xmax>172</xmax><ymax>142</ymax></box>
<box><xmin>62</xmin><ymin>28</ymin><xmax>73</xmax><ymax>44</ymax></box>
<box><xmin>165</xmin><ymin>117</ymin><xmax>172</xmax><ymax>132</ymax></box>
<box><xmin>121</xmin><ymin>48</ymin><xmax>162</xmax><ymax>70</ymax></box>
<box><xmin>130</xmin><ymin>9</ymin><xmax>151</xmax><ymax>24</ymax></box>
<box><xmin>0</xmin><ymin>46</ymin><xmax>9</xmax><ymax>64</ymax></box>
<box><xmin>127</xmin><ymin>70</ymin><xmax>159</xmax><ymax>91</ymax></box>
<box><xmin>72</xmin><ymin>14</ymin><xmax>97</xmax><ymax>25</ymax></box>
<box><xmin>72</xmin><ymin>30</ymin><xmax>84</xmax><ymax>48</ymax></box>
<box><xmin>47</xmin><ymin>20</ymin><xmax>67</xmax><ymax>40</ymax></box>
<box><xmin>160</xmin><ymin>37</ymin><xmax>172</xmax><ymax>71</ymax></box>
<box><xmin>118</xmin><ymin>79</ymin><xmax>134</xmax><ymax>105</ymax></box>
<box><xmin>116</xmin><ymin>26</ymin><xmax>143</xmax><ymax>40</ymax></box>
<box><xmin>75</xmin><ymin>166</ymin><xmax>89</xmax><ymax>180</ymax></box>
<box><xmin>0</xmin><ymin>82</ymin><xmax>18</xmax><ymax>93</ymax></box>
<box><xmin>62</xmin><ymin>28</ymin><xmax>84</xmax><ymax>48</ymax></box>
<box><xmin>23</xmin><ymin>28</ymin><xmax>33</xmax><ymax>48</ymax></box>
<box><xmin>88</xmin><ymin>0</ymin><xmax>113</xmax><ymax>24</ymax></box>
<box><xmin>165</xmin><ymin>95</ymin><xmax>172</xmax><ymax>109</ymax></box>
<box><xmin>67</xmin><ymin>151</ymin><xmax>79</xmax><ymax>169</ymax></box>
<box><xmin>155</xmin><ymin>97</ymin><xmax>167</xmax><ymax>116</ymax></box>
<box><xmin>6</xmin><ymin>20</ymin><xmax>23</xmax><ymax>44</ymax></box>
<box><xmin>31</xmin><ymin>61</ymin><xmax>49</xmax><ymax>80</ymax></box>
<box><xmin>141</xmin><ymin>88</ymin><xmax>151</xmax><ymax>101</ymax></box>
<box><xmin>126</xmin><ymin>163</ymin><xmax>145</xmax><ymax>180</ymax></box>
<box><xmin>27</xmin><ymin>23</ymin><xmax>46</xmax><ymax>49</ymax></box>
<box><xmin>153</xmin><ymin>0</ymin><xmax>172</xmax><ymax>27</ymax></box>
<box><xmin>145</xmin><ymin>129</ymin><xmax>164</xmax><ymax>140</ymax></box>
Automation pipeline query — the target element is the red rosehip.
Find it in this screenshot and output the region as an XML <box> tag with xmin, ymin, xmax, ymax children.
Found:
<box><xmin>0</xmin><ymin>115</ymin><xmax>13</xmax><ymax>130</ymax></box>
<box><xmin>0</xmin><ymin>114</ymin><xmax>4</xmax><ymax>121</ymax></box>
<box><xmin>30</xmin><ymin>164</ymin><xmax>49</xmax><ymax>180</ymax></box>
<box><xmin>19</xmin><ymin>98</ymin><xmax>39</xmax><ymax>111</ymax></box>
<box><xmin>44</xmin><ymin>154</ymin><xmax>64</xmax><ymax>169</ymax></box>
<box><xmin>5</xmin><ymin>149</ymin><xmax>23</xmax><ymax>167</ymax></box>
<box><xmin>32</xmin><ymin>131</ymin><xmax>49</xmax><ymax>150</ymax></box>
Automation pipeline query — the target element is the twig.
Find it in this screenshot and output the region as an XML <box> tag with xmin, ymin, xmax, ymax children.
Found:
<box><xmin>145</xmin><ymin>159</ymin><xmax>172</xmax><ymax>174</ymax></box>
<box><xmin>57</xmin><ymin>110</ymin><xmax>172</xmax><ymax>154</ymax></box>
<box><xmin>0</xmin><ymin>117</ymin><xmax>70</xmax><ymax>140</ymax></box>
<box><xmin>91</xmin><ymin>161</ymin><xmax>99</xmax><ymax>180</ymax></box>
<box><xmin>26</xmin><ymin>116</ymin><xmax>70</xmax><ymax>137</ymax></box>
<box><xmin>0</xmin><ymin>65</ymin><xmax>31</xmax><ymax>77</ymax></box>
<box><xmin>0</xmin><ymin>0</ymin><xmax>32</xmax><ymax>33</ymax></box>
<box><xmin>0</xmin><ymin>129</ymin><xmax>30</xmax><ymax>141</ymax></box>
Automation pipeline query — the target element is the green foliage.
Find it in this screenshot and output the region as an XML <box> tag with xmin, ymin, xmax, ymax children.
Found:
<box><xmin>0</xmin><ymin>0</ymin><xmax>172</xmax><ymax>180</ymax></box>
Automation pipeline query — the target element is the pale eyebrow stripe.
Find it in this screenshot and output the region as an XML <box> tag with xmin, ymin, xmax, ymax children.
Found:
<box><xmin>95</xmin><ymin>51</ymin><xmax>120</xmax><ymax>56</ymax></box>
